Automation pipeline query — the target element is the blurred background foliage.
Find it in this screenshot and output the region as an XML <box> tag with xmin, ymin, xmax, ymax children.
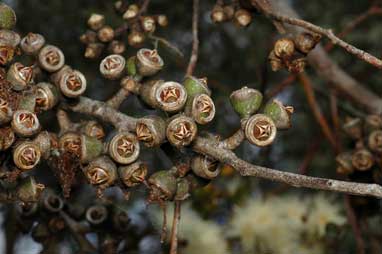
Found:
<box><xmin>2</xmin><ymin>0</ymin><xmax>382</xmax><ymax>253</ymax></box>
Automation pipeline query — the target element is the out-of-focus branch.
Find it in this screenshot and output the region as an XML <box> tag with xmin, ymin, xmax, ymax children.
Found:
<box><xmin>185</xmin><ymin>0</ymin><xmax>200</xmax><ymax>76</ymax></box>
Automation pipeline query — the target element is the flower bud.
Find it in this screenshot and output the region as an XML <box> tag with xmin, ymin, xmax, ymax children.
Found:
<box><xmin>274</xmin><ymin>38</ymin><xmax>295</xmax><ymax>58</ymax></box>
<box><xmin>108</xmin><ymin>131</ymin><xmax>140</xmax><ymax>165</ymax></box>
<box><xmin>59</xmin><ymin>70</ymin><xmax>87</xmax><ymax>98</ymax></box>
<box><xmin>16</xmin><ymin>176</ymin><xmax>45</xmax><ymax>203</ymax></box>
<box><xmin>336</xmin><ymin>152</ymin><xmax>354</xmax><ymax>175</ymax></box>
<box><xmin>108</xmin><ymin>40</ymin><xmax>126</xmax><ymax>55</ymax></box>
<box><xmin>38</xmin><ymin>45</ymin><xmax>65</xmax><ymax>72</ymax></box>
<box><xmin>191</xmin><ymin>155</ymin><xmax>220</xmax><ymax>179</ymax></box>
<box><xmin>20</xmin><ymin>33</ymin><xmax>46</xmax><ymax>55</ymax></box>
<box><xmin>343</xmin><ymin>117</ymin><xmax>362</xmax><ymax>140</ymax></box>
<box><xmin>183</xmin><ymin>76</ymin><xmax>210</xmax><ymax>98</ymax></box>
<box><xmin>185</xmin><ymin>93</ymin><xmax>216</xmax><ymax>125</ymax></box>
<box><xmin>86</xmin><ymin>205</ymin><xmax>108</xmax><ymax>225</ymax></box>
<box><xmin>0</xmin><ymin>126</ymin><xmax>15</xmax><ymax>151</ymax></box>
<box><xmin>0</xmin><ymin>3</ymin><xmax>16</xmax><ymax>30</ymax></box>
<box><xmin>59</xmin><ymin>132</ymin><xmax>82</xmax><ymax>155</ymax></box>
<box><xmin>136</xmin><ymin>115</ymin><xmax>166</xmax><ymax>147</ymax></box>
<box><xmin>85</xmin><ymin>43</ymin><xmax>104</xmax><ymax>59</ymax></box>
<box><xmin>128</xmin><ymin>31</ymin><xmax>145</xmax><ymax>47</ymax></box>
<box><xmin>230</xmin><ymin>87</ymin><xmax>263</xmax><ymax>118</ymax></box>
<box><xmin>294</xmin><ymin>32</ymin><xmax>321</xmax><ymax>54</ymax></box>
<box><xmin>352</xmin><ymin>149</ymin><xmax>374</xmax><ymax>171</ymax></box>
<box><xmin>244</xmin><ymin>114</ymin><xmax>277</xmax><ymax>146</ymax></box>
<box><xmin>268</xmin><ymin>50</ymin><xmax>283</xmax><ymax>72</ymax></box>
<box><xmin>156</xmin><ymin>15</ymin><xmax>168</xmax><ymax>27</ymax></box>
<box><xmin>81</xmin><ymin>121</ymin><xmax>105</xmax><ymax>140</ymax></box>
<box><xmin>7</xmin><ymin>62</ymin><xmax>34</xmax><ymax>91</ymax></box>
<box><xmin>13</xmin><ymin>141</ymin><xmax>41</xmax><ymax>170</ymax></box>
<box><xmin>12</xmin><ymin>110</ymin><xmax>41</xmax><ymax>137</ymax></box>
<box><xmin>148</xmin><ymin>170</ymin><xmax>177</xmax><ymax>201</ymax></box>
<box><xmin>40</xmin><ymin>189</ymin><xmax>64</xmax><ymax>212</ymax></box>
<box><xmin>118</xmin><ymin>161</ymin><xmax>148</xmax><ymax>187</ymax></box>
<box><xmin>100</xmin><ymin>54</ymin><xmax>126</xmax><ymax>80</ymax></box>
<box><xmin>234</xmin><ymin>9</ymin><xmax>252</xmax><ymax>27</ymax></box>
<box><xmin>368</xmin><ymin>130</ymin><xmax>382</xmax><ymax>154</ymax></box>
<box><xmin>35</xmin><ymin>82</ymin><xmax>59</xmax><ymax>110</ymax></box>
<box><xmin>83</xmin><ymin>156</ymin><xmax>117</xmax><ymax>188</ymax></box>
<box><xmin>0</xmin><ymin>98</ymin><xmax>13</xmax><ymax>125</ymax></box>
<box><xmin>0</xmin><ymin>29</ymin><xmax>20</xmax><ymax>47</ymax></box>
<box><xmin>98</xmin><ymin>26</ymin><xmax>115</xmax><ymax>43</ymax></box>
<box><xmin>123</xmin><ymin>4</ymin><xmax>139</xmax><ymax>20</ymax></box>
<box><xmin>263</xmin><ymin>99</ymin><xmax>294</xmax><ymax>130</ymax></box>
<box><xmin>136</xmin><ymin>48</ymin><xmax>164</xmax><ymax>76</ymax></box>
<box><xmin>211</xmin><ymin>4</ymin><xmax>225</xmax><ymax>23</ymax></box>
<box><xmin>80</xmin><ymin>135</ymin><xmax>103</xmax><ymax>164</ymax></box>
<box><xmin>166</xmin><ymin>115</ymin><xmax>197</xmax><ymax>147</ymax></box>
<box><xmin>287</xmin><ymin>58</ymin><xmax>306</xmax><ymax>73</ymax></box>
<box><xmin>80</xmin><ymin>30</ymin><xmax>98</xmax><ymax>44</ymax></box>
<box><xmin>88</xmin><ymin>13</ymin><xmax>105</xmax><ymax>31</ymax></box>
<box><xmin>141</xmin><ymin>16</ymin><xmax>156</xmax><ymax>33</ymax></box>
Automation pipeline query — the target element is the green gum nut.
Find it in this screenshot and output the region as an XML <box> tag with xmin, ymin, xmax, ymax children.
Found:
<box><xmin>17</xmin><ymin>92</ymin><xmax>36</xmax><ymax>112</ymax></box>
<box><xmin>126</xmin><ymin>56</ymin><xmax>137</xmax><ymax>76</ymax></box>
<box><xmin>148</xmin><ymin>170</ymin><xmax>177</xmax><ymax>201</ymax></box>
<box><xmin>0</xmin><ymin>4</ymin><xmax>16</xmax><ymax>30</ymax></box>
<box><xmin>80</xmin><ymin>135</ymin><xmax>103</xmax><ymax>164</ymax></box>
<box><xmin>263</xmin><ymin>99</ymin><xmax>294</xmax><ymax>130</ymax></box>
<box><xmin>183</xmin><ymin>76</ymin><xmax>211</xmax><ymax>98</ymax></box>
<box><xmin>230</xmin><ymin>87</ymin><xmax>263</xmax><ymax>119</ymax></box>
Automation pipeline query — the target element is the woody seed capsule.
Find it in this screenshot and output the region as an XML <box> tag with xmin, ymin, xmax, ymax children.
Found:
<box><xmin>274</xmin><ymin>38</ymin><xmax>295</xmax><ymax>58</ymax></box>
<box><xmin>59</xmin><ymin>70</ymin><xmax>87</xmax><ymax>98</ymax></box>
<box><xmin>0</xmin><ymin>98</ymin><xmax>13</xmax><ymax>125</ymax></box>
<box><xmin>108</xmin><ymin>40</ymin><xmax>126</xmax><ymax>55</ymax></box>
<box><xmin>20</xmin><ymin>33</ymin><xmax>46</xmax><ymax>55</ymax></box>
<box><xmin>191</xmin><ymin>155</ymin><xmax>220</xmax><ymax>179</ymax></box>
<box><xmin>35</xmin><ymin>82</ymin><xmax>59</xmax><ymax>111</ymax></box>
<box><xmin>38</xmin><ymin>45</ymin><xmax>65</xmax><ymax>72</ymax></box>
<box><xmin>0</xmin><ymin>126</ymin><xmax>15</xmax><ymax>151</ymax></box>
<box><xmin>234</xmin><ymin>9</ymin><xmax>252</xmax><ymax>27</ymax></box>
<box><xmin>83</xmin><ymin>156</ymin><xmax>118</xmax><ymax>189</ymax></box>
<box><xmin>186</xmin><ymin>93</ymin><xmax>216</xmax><ymax>125</ymax></box>
<box><xmin>263</xmin><ymin>99</ymin><xmax>294</xmax><ymax>130</ymax></box>
<box><xmin>368</xmin><ymin>130</ymin><xmax>382</xmax><ymax>154</ymax></box>
<box><xmin>13</xmin><ymin>141</ymin><xmax>41</xmax><ymax>171</ymax></box>
<box><xmin>7</xmin><ymin>62</ymin><xmax>34</xmax><ymax>91</ymax></box>
<box><xmin>230</xmin><ymin>87</ymin><xmax>263</xmax><ymax>119</ymax></box>
<box><xmin>11</xmin><ymin>110</ymin><xmax>41</xmax><ymax>137</ymax></box>
<box><xmin>123</xmin><ymin>4</ymin><xmax>139</xmax><ymax>20</ymax></box>
<box><xmin>127</xmin><ymin>31</ymin><xmax>145</xmax><ymax>47</ymax></box>
<box><xmin>98</xmin><ymin>26</ymin><xmax>115</xmax><ymax>43</ymax></box>
<box><xmin>100</xmin><ymin>54</ymin><xmax>126</xmax><ymax>80</ymax></box>
<box><xmin>141</xmin><ymin>16</ymin><xmax>156</xmax><ymax>33</ymax></box>
<box><xmin>108</xmin><ymin>131</ymin><xmax>140</xmax><ymax>165</ymax></box>
<box><xmin>88</xmin><ymin>13</ymin><xmax>105</xmax><ymax>31</ymax></box>
<box><xmin>85</xmin><ymin>43</ymin><xmax>104</xmax><ymax>59</ymax></box>
<box><xmin>81</xmin><ymin>121</ymin><xmax>105</xmax><ymax>140</ymax></box>
<box><xmin>166</xmin><ymin>115</ymin><xmax>197</xmax><ymax>147</ymax></box>
<box><xmin>118</xmin><ymin>161</ymin><xmax>148</xmax><ymax>187</ymax></box>
<box><xmin>59</xmin><ymin>132</ymin><xmax>82</xmax><ymax>155</ymax></box>
<box><xmin>244</xmin><ymin>114</ymin><xmax>277</xmax><ymax>146</ymax></box>
<box><xmin>211</xmin><ymin>4</ymin><xmax>225</xmax><ymax>23</ymax></box>
<box><xmin>156</xmin><ymin>15</ymin><xmax>169</xmax><ymax>27</ymax></box>
<box><xmin>136</xmin><ymin>115</ymin><xmax>166</xmax><ymax>147</ymax></box>
<box><xmin>352</xmin><ymin>149</ymin><xmax>374</xmax><ymax>171</ymax></box>
<box><xmin>136</xmin><ymin>48</ymin><xmax>164</xmax><ymax>76</ymax></box>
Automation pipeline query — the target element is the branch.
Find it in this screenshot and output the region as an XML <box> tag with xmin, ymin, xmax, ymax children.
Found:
<box><xmin>193</xmin><ymin>137</ymin><xmax>382</xmax><ymax>198</ymax></box>
<box><xmin>257</xmin><ymin>0</ymin><xmax>382</xmax><ymax>114</ymax></box>
<box><xmin>185</xmin><ymin>0</ymin><xmax>200</xmax><ymax>76</ymax></box>
<box><xmin>106</xmin><ymin>88</ymin><xmax>130</xmax><ymax>109</ymax></box>
<box><xmin>63</xmin><ymin>96</ymin><xmax>137</xmax><ymax>131</ymax></box>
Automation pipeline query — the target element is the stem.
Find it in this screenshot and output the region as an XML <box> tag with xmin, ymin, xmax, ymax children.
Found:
<box><xmin>106</xmin><ymin>88</ymin><xmax>130</xmax><ymax>109</ymax></box>
<box><xmin>220</xmin><ymin>129</ymin><xmax>245</xmax><ymax>150</ymax></box>
<box><xmin>185</xmin><ymin>0</ymin><xmax>200</xmax><ymax>76</ymax></box>
<box><xmin>169</xmin><ymin>201</ymin><xmax>181</xmax><ymax>254</ymax></box>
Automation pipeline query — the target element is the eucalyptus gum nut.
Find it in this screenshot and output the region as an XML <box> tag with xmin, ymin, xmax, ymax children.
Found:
<box><xmin>40</xmin><ymin>189</ymin><xmax>64</xmax><ymax>212</ymax></box>
<box><xmin>155</xmin><ymin>81</ymin><xmax>187</xmax><ymax>113</ymax></box>
<box><xmin>35</xmin><ymin>82</ymin><xmax>59</xmax><ymax>110</ymax></box>
<box><xmin>0</xmin><ymin>4</ymin><xmax>16</xmax><ymax>30</ymax></box>
<box><xmin>351</xmin><ymin>149</ymin><xmax>374</xmax><ymax>171</ymax></box>
<box><xmin>263</xmin><ymin>99</ymin><xmax>293</xmax><ymax>130</ymax></box>
<box><xmin>230</xmin><ymin>87</ymin><xmax>263</xmax><ymax>118</ymax></box>
<box><xmin>59</xmin><ymin>70</ymin><xmax>87</xmax><ymax>98</ymax></box>
<box><xmin>191</xmin><ymin>155</ymin><xmax>220</xmax><ymax>179</ymax></box>
<box><xmin>364</xmin><ymin>115</ymin><xmax>382</xmax><ymax>134</ymax></box>
<box><xmin>135</xmin><ymin>48</ymin><xmax>164</xmax><ymax>77</ymax></box>
<box><xmin>100</xmin><ymin>54</ymin><xmax>126</xmax><ymax>80</ymax></box>
<box><xmin>244</xmin><ymin>114</ymin><xmax>277</xmax><ymax>147</ymax></box>
<box><xmin>136</xmin><ymin>115</ymin><xmax>166</xmax><ymax>147</ymax></box>
<box><xmin>183</xmin><ymin>76</ymin><xmax>211</xmax><ymax>98</ymax></box>
<box><xmin>108</xmin><ymin>131</ymin><xmax>140</xmax><ymax>165</ymax></box>
<box><xmin>13</xmin><ymin>141</ymin><xmax>41</xmax><ymax>170</ymax></box>
<box><xmin>0</xmin><ymin>98</ymin><xmax>13</xmax><ymax>125</ymax></box>
<box><xmin>16</xmin><ymin>177</ymin><xmax>45</xmax><ymax>203</ymax></box>
<box><xmin>166</xmin><ymin>115</ymin><xmax>198</xmax><ymax>147</ymax></box>
<box><xmin>185</xmin><ymin>93</ymin><xmax>216</xmax><ymax>125</ymax></box>
<box><xmin>81</xmin><ymin>121</ymin><xmax>105</xmax><ymax>140</ymax></box>
<box><xmin>0</xmin><ymin>127</ymin><xmax>15</xmax><ymax>151</ymax></box>
<box><xmin>83</xmin><ymin>156</ymin><xmax>117</xmax><ymax>187</ymax></box>
<box><xmin>368</xmin><ymin>130</ymin><xmax>382</xmax><ymax>154</ymax></box>
<box><xmin>86</xmin><ymin>205</ymin><xmax>108</xmax><ymax>225</ymax></box>
<box><xmin>118</xmin><ymin>161</ymin><xmax>148</xmax><ymax>187</ymax></box>
<box><xmin>336</xmin><ymin>152</ymin><xmax>354</xmax><ymax>175</ymax></box>
<box><xmin>148</xmin><ymin>170</ymin><xmax>177</xmax><ymax>201</ymax></box>
<box><xmin>343</xmin><ymin>117</ymin><xmax>362</xmax><ymax>140</ymax></box>
<box><xmin>126</xmin><ymin>56</ymin><xmax>137</xmax><ymax>76</ymax></box>
<box><xmin>174</xmin><ymin>178</ymin><xmax>190</xmax><ymax>201</ymax></box>
<box><xmin>34</xmin><ymin>131</ymin><xmax>53</xmax><ymax>159</ymax></box>
<box><xmin>11</xmin><ymin>110</ymin><xmax>41</xmax><ymax>137</ymax></box>
<box><xmin>7</xmin><ymin>63</ymin><xmax>34</xmax><ymax>91</ymax></box>
<box><xmin>38</xmin><ymin>45</ymin><xmax>65</xmax><ymax>72</ymax></box>
<box><xmin>20</xmin><ymin>33</ymin><xmax>46</xmax><ymax>55</ymax></box>
<box><xmin>80</xmin><ymin>135</ymin><xmax>103</xmax><ymax>164</ymax></box>
<box><xmin>0</xmin><ymin>29</ymin><xmax>20</xmax><ymax>47</ymax></box>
